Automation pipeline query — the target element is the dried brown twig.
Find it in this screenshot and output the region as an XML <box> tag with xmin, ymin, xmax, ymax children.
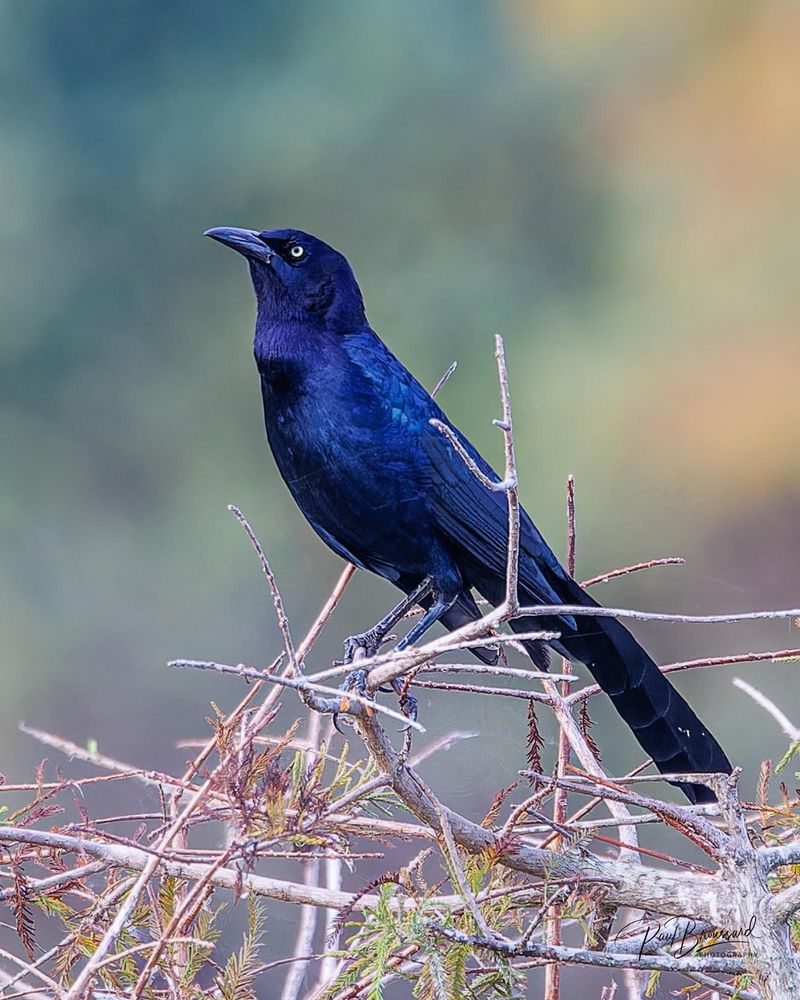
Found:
<box><xmin>3</xmin><ymin>339</ymin><xmax>800</xmax><ymax>999</ymax></box>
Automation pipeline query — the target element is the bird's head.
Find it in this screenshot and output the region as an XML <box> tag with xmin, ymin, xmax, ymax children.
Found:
<box><xmin>204</xmin><ymin>226</ymin><xmax>366</xmax><ymax>335</ymax></box>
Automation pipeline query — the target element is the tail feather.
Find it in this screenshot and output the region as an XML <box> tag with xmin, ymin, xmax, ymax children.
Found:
<box><xmin>512</xmin><ymin>574</ymin><xmax>731</xmax><ymax>804</ymax></box>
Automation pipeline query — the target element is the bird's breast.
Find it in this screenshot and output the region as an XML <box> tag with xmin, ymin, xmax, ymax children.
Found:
<box><xmin>261</xmin><ymin>366</ymin><xmax>430</xmax><ymax>534</ymax></box>
<box><xmin>258</xmin><ymin>356</ymin><xmax>307</xmax><ymax>399</ymax></box>
<box><xmin>255</xmin><ymin>334</ymin><xmax>456</xmax><ymax>581</ymax></box>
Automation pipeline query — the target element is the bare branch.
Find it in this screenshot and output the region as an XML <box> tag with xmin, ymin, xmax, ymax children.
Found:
<box><xmin>63</xmin><ymin>555</ymin><xmax>357</xmax><ymax>999</ymax></box>
<box><xmin>571</xmin><ymin>646</ymin><xmax>800</xmax><ymax>705</ymax></box>
<box><xmin>494</xmin><ymin>334</ymin><xmax>521</xmax><ymax>612</ymax></box>
<box><xmin>428</xmin><ymin>922</ymin><xmax>749</xmax><ymax>976</ymax></box>
<box><xmin>0</xmin><ymin>946</ymin><xmax>64</xmax><ymax>999</ymax></box>
<box><xmin>581</xmin><ymin>557</ymin><xmax>685</xmax><ymax>588</ymax></box>
<box><xmin>229</xmin><ymin>503</ymin><xmax>298</xmax><ymax>671</ymax></box>
<box><xmin>280</xmin><ymin>857</ymin><xmax>322</xmax><ymax>1000</ymax></box>
<box><xmin>431</xmin><ymin>359</ymin><xmax>458</xmax><ymax>397</ymax></box>
<box><xmin>515</xmin><ymin>602</ymin><xmax>800</xmax><ymax>626</ymax></box>
<box><xmin>428</xmin><ymin>418</ymin><xmax>514</xmax><ymax>493</ymax></box>
<box><xmin>19</xmin><ymin>722</ymin><xmax>195</xmax><ymax>794</ymax></box>
<box><xmin>170</xmin><ymin>657</ymin><xmax>425</xmax><ymax>732</ymax></box>
<box><xmin>0</xmin><ymin>826</ymin><xmax>448</xmax><ymax>913</ymax></box>
<box><xmin>10</xmin><ymin>339</ymin><xmax>800</xmax><ymax>1000</ymax></box>
<box><xmin>733</xmin><ymin>677</ymin><xmax>800</xmax><ymax>740</ymax></box>
<box><xmin>353</xmin><ymin>712</ymin><xmax>724</xmax><ymax>922</ymax></box>
<box><xmin>545</xmin><ymin>473</ymin><xmax>577</xmax><ymax>1000</ymax></box>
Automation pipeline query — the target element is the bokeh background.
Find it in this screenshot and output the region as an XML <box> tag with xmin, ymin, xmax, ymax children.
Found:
<box><xmin>1</xmin><ymin>1</ymin><xmax>799</xmax><ymax>995</ymax></box>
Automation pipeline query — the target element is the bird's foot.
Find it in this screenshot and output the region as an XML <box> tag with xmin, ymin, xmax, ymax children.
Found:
<box><xmin>342</xmin><ymin>668</ymin><xmax>370</xmax><ymax>697</ymax></box>
<box><xmin>338</xmin><ymin>626</ymin><xmax>394</xmax><ymax>666</ymax></box>
<box><xmin>392</xmin><ymin>678</ymin><xmax>418</xmax><ymax>729</ymax></box>
<box><xmin>332</xmin><ymin>668</ymin><xmax>374</xmax><ymax>734</ymax></box>
<box><xmin>400</xmin><ymin>691</ymin><xmax>418</xmax><ymax>726</ymax></box>
<box><xmin>330</xmin><ymin>669</ymin><xmax>418</xmax><ymax>734</ymax></box>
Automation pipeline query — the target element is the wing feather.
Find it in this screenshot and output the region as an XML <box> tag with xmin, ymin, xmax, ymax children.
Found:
<box><xmin>422</xmin><ymin>419</ymin><xmax>572</xmax><ymax>613</ymax></box>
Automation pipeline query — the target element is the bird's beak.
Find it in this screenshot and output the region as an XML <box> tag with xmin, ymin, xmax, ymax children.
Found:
<box><xmin>204</xmin><ymin>227</ymin><xmax>273</xmax><ymax>263</ymax></box>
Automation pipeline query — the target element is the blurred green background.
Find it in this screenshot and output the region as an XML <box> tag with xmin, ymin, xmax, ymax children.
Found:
<box><xmin>1</xmin><ymin>0</ymin><xmax>799</xmax><ymax>992</ymax></box>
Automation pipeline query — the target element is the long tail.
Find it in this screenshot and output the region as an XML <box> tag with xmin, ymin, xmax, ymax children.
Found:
<box><xmin>512</xmin><ymin>575</ymin><xmax>732</xmax><ymax>804</ymax></box>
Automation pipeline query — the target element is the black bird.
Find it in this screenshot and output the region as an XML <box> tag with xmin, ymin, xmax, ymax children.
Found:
<box><xmin>205</xmin><ymin>226</ymin><xmax>731</xmax><ymax>803</ymax></box>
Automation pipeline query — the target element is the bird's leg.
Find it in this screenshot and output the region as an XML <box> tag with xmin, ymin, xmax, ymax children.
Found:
<box><xmin>334</xmin><ymin>578</ymin><xmax>432</xmax><ymax>733</ymax></box>
<box><xmin>389</xmin><ymin>591</ymin><xmax>459</xmax><ymax>722</ymax></box>
<box><xmin>340</xmin><ymin>577</ymin><xmax>432</xmax><ymax>664</ymax></box>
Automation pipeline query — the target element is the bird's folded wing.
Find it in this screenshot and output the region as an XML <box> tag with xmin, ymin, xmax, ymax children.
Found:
<box><xmin>343</xmin><ymin>330</ymin><xmax>573</xmax><ymax>614</ymax></box>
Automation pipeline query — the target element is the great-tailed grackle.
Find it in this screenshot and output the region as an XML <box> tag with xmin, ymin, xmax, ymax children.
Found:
<box><xmin>205</xmin><ymin>226</ymin><xmax>731</xmax><ymax>803</ymax></box>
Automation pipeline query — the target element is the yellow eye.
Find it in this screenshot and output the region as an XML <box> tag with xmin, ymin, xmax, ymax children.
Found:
<box><xmin>289</xmin><ymin>245</ymin><xmax>305</xmax><ymax>259</ymax></box>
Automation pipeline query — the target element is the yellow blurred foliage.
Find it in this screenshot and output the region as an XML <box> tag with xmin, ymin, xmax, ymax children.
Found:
<box><xmin>504</xmin><ymin>1</ymin><xmax>800</xmax><ymax>511</ymax></box>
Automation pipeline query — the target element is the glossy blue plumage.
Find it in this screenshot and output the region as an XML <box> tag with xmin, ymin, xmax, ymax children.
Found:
<box><xmin>206</xmin><ymin>225</ymin><xmax>731</xmax><ymax>802</ymax></box>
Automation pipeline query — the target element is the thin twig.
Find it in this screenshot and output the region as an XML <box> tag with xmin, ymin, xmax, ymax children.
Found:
<box><xmin>0</xmin><ymin>862</ymin><xmax>105</xmax><ymax>904</ymax></box>
<box><xmin>316</xmin><ymin>852</ymin><xmax>344</xmax><ymax>990</ymax></box>
<box><xmin>515</xmin><ymin>603</ymin><xmax>800</xmax><ymax>625</ymax></box>
<box><xmin>545</xmin><ymin>474</ymin><xmax>577</xmax><ymax>1000</ymax></box>
<box><xmin>63</xmin><ymin>559</ymin><xmax>356</xmax><ymax>1000</ymax></box>
<box><xmin>732</xmin><ymin>677</ymin><xmax>800</xmax><ymax>740</ymax></box>
<box><xmin>0</xmin><ymin>947</ymin><xmax>63</xmax><ymax>999</ymax></box>
<box><xmin>0</xmin><ymin>934</ymin><xmax>74</xmax><ymax>998</ymax></box>
<box><xmin>428</xmin><ymin>419</ymin><xmax>514</xmax><ymax>493</ymax></box>
<box><xmin>322</xmin><ymin>729</ymin><xmax>477</xmax><ymax>818</ymax></box>
<box><xmin>428</xmin><ymin>922</ymin><xmax>748</xmax><ymax>976</ymax></box>
<box><xmin>410</xmin><ymin>678</ymin><xmax>554</xmax><ymax>703</ymax></box>
<box><xmin>581</xmin><ymin>557</ymin><xmax>685</xmax><ymax>588</ymax></box>
<box><xmin>431</xmin><ymin>360</ymin><xmax>458</xmax><ymax>397</ymax></box>
<box><xmin>229</xmin><ymin>504</ymin><xmax>299</xmax><ymax>672</ymax></box>
<box><xmin>494</xmin><ymin>334</ymin><xmax>521</xmax><ymax>611</ymax></box>
<box><xmin>570</xmin><ymin>646</ymin><xmax>800</xmax><ymax>705</ymax></box>
<box><xmin>281</xmin><ymin>701</ymin><xmax>325</xmax><ymax>1000</ymax></box>
<box><xmin>90</xmin><ymin>935</ymin><xmax>208</xmax><ymax>973</ymax></box>
<box><xmin>410</xmin><ymin>769</ymin><xmax>496</xmax><ymax>942</ymax></box>
<box><xmin>18</xmin><ymin>724</ymin><xmax>195</xmax><ymax>794</ymax></box>
<box><xmin>279</xmin><ymin>856</ymin><xmax>322</xmax><ymax>1000</ymax></box>
<box><xmin>170</xmin><ymin>658</ymin><xmax>425</xmax><ymax>732</ymax></box>
<box><xmin>521</xmin><ymin>884</ymin><xmax>573</xmax><ymax>948</ymax></box>
<box><xmin>535</xmin><ymin>678</ymin><xmax>640</xmax><ymax>856</ymax></box>
<box><xmin>308</xmin><ymin>657</ymin><xmax>569</xmax><ymax>686</ymax></box>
